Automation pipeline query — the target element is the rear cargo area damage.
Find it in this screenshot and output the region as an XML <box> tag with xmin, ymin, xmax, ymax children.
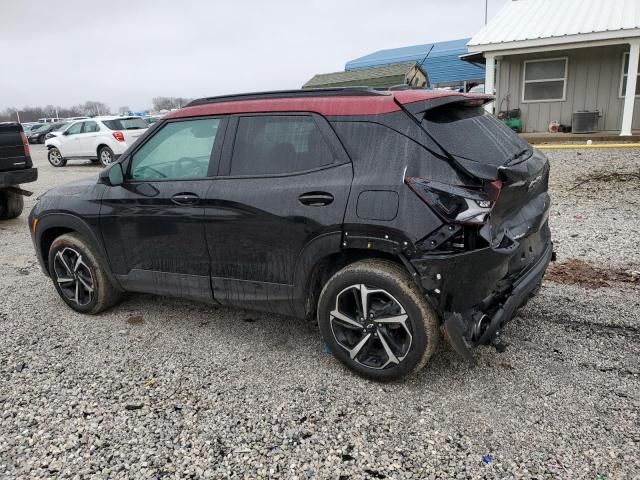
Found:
<box><xmin>402</xmin><ymin>99</ymin><xmax>555</xmax><ymax>361</ymax></box>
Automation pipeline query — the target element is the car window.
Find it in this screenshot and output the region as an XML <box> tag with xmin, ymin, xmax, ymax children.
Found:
<box><xmin>103</xmin><ymin>118</ymin><xmax>148</xmax><ymax>130</ymax></box>
<box><xmin>230</xmin><ymin>115</ymin><xmax>334</xmax><ymax>176</ymax></box>
<box><xmin>65</xmin><ymin>122</ymin><xmax>83</xmax><ymax>135</ymax></box>
<box><xmin>421</xmin><ymin>105</ymin><xmax>530</xmax><ymax>166</ymax></box>
<box><xmin>83</xmin><ymin>121</ymin><xmax>99</xmax><ymax>133</ymax></box>
<box><xmin>130</xmin><ymin>118</ymin><xmax>221</xmax><ymax>181</ymax></box>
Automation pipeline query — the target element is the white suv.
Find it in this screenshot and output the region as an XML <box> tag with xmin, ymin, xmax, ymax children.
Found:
<box><xmin>45</xmin><ymin>116</ymin><xmax>148</xmax><ymax>167</ymax></box>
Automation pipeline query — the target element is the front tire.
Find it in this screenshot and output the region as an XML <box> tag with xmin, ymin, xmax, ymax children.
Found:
<box><xmin>317</xmin><ymin>259</ymin><xmax>439</xmax><ymax>381</ymax></box>
<box><xmin>0</xmin><ymin>189</ymin><xmax>24</xmax><ymax>220</ymax></box>
<box><xmin>48</xmin><ymin>147</ymin><xmax>66</xmax><ymax>167</ymax></box>
<box><xmin>48</xmin><ymin>233</ymin><xmax>122</xmax><ymax>314</ymax></box>
<box><xmin>98</xmin><ymin>146</ymin><xmax>115</xmax><ymax>167</ymax></box>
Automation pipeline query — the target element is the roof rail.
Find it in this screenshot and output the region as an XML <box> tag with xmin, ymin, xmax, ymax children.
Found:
<box><xmin>186</xmin><ymin>87</ymin><xmax>390</xmax><ymax>107</ymax></box>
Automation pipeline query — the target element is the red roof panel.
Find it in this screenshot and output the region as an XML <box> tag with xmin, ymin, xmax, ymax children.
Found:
<box><xmin>165</xmin><ymin>90</ymin><xmax>493</xmax><ymax>119</ymax></box>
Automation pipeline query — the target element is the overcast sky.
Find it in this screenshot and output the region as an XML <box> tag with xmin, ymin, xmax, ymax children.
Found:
<box><xmin>0</xmin><ymin>0</ymin><xmax>506</xmax><ymax>112</ymax></box>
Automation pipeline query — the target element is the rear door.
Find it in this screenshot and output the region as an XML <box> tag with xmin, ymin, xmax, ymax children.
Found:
<box><xmin>60</xmin><ymin>121</ymin><xmax>84</xmax><ymax>156</ymax></box>
<box><xmin>78</xmin><ymin>120</ymin><xmax>100</xmax><ymax>156</ymax></box>
<box><xmin>203</xmin><ymin>113</ymin><xmax>353</xmax><ymax>315</ymax></box>
<box><xmin>100</xmin><ymin>116</ymin><xmax>226</xmax><ymax>302</ymax></box>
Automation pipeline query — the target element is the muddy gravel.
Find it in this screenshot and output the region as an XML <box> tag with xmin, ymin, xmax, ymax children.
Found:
<box><xmin>1</xmin><ymin>145</ymin><xmax>639</xmax><ymax>479</ymax></box>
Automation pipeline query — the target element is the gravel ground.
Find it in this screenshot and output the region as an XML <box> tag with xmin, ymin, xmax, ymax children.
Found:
<box><xmin>0</xmin><ymin>145</ymin><xmax>638</xmax><ymax>479</ymax></box>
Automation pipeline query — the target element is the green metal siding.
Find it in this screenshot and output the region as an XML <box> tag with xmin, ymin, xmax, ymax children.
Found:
<box><xmin>303</xmin><ymin>74</ymin><xmax>406</xmax><ymax>89</ymax></box>
<box><xmin>303</xmin><ymin>62</ymin><xmax>418</xmax><ymax>89</ymax></box>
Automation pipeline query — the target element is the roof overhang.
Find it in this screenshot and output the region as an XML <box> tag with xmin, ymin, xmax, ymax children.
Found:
<box><xmin>459</xmin><ymin>52</ymin><xmax>485</xmax><ymax>65</ymax></box>
<box><xmin>468</xmin><ymin>29</ymin><xmax>640</xmax><ymax>55</ymax></box>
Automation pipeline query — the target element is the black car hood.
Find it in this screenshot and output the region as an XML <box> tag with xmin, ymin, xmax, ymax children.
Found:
<box><xmin>41</xmin><ymin>175</ymin><xmax>99</xmax><ymax>198</ymax></box>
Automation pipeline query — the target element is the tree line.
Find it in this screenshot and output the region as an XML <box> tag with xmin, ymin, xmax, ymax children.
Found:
<box><xmin>0</xmin><ymin>96</ymin><xmax>193</xmax><ymax>123</ymax></box>
<box><xmin>0</xmin><ymin>101</ymin><xmax>110</xmax><ymax>123</ymax></box>
<box><xmin>151</xmin><ymin>96</ymin><xmax>193</xmax><ymax>111</ymax></box>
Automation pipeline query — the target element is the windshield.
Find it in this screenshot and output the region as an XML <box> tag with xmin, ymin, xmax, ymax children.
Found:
<box><xmin>421</xmin><ymin>105</ymin><xmax>530</xmax><ymax>166</ymax></box>
<box><xmin>32</xmin><ymin>124</ymin><xmax>49</xmax><ymax>132</ymax></box>
<box><xmin>102</xmin><ymin>118</ymin><xmax>148</xmax><ymax>130</ymax></box>
<box><xmin>51</xmin><ymin>122</ymin><xmax>70</xmax><ymax>131</ymax></box>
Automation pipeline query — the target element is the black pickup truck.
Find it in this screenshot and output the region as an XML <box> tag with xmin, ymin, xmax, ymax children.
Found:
<box><xmin>0</xmin><ymin>123</ymin><xmax>38</xmax><ymax>219</ymax></box>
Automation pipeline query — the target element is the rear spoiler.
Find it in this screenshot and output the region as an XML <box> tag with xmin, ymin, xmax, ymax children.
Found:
<box><xmin>400</xmin><ymin>94</ymin><xmax>494</xmax><ymax>121</ymax></box>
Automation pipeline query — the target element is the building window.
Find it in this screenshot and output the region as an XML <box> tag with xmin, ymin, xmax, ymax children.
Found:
<box><xmin>522</xmin><ymin>57</ymin><xmax>567</xmax><ymax>102</ymax></box>
<box><xmin>619</xmin><ymin>52</ymin><xmax>640</xmax><ymax>97</ymax></box>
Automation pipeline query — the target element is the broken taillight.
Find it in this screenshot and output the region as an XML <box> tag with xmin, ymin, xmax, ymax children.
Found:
<box><xmin>405</xmin><ymin>177</ymin><xmax>502</xmax><ymax>225</ymax></box>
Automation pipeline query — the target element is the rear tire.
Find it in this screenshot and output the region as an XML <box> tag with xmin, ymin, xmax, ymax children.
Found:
<box><xmin>48</xmin><ymin>147</ymin><xmax>66</xmax><ymax>167</ymax></box>
<box><xmin>98</xmin><ymin>146</ymin><xmax>115</xmax><ymax>167</ymax></box>
<box><xmin>38</xmin><ymin>135</ymin><xmax>46</xmax><ymax>144</ymax></box>
<box><xmin>48</xmin><ymin>233</ymin><xmax>122</xmax><ymax>314</ymax></box>
<box><xmin>317</xmin><ymin>259</ymin><xmax>439</xmax><ymax>381</ymax></box>
<box><xmin>0</xmin><ymin>189</ymin><xmax>24</xmax><ymax>220</ymax></box>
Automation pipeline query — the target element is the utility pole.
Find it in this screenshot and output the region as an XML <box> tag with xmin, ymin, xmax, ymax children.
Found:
<box><xmin>485</xmin><ymin>0</ymin><xmax>488</xmax><ymax>25</ymax></box>
<box><xmin>16</xmin><ymin>110</ymin><xmax>20</xmax><ymax>123</ymax></box>
<box><xmin>55</xmin><ymin>106</ymin><xmax>59</xmax><ymax>120</ymax></box>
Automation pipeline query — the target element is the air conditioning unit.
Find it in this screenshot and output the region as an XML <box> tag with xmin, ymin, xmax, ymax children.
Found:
<box><xmin>572</xmin><ymin>111</ymin><xmax>599</xmax><ymax>134</ymax></box>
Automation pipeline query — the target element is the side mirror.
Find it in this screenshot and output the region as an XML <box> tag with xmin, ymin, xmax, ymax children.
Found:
<box><xmin>99</xmin><ymin>162</ymin><xmax>124</xmax><ymax>186</ymax></box>
<box><xmin>62</xmin><ymin>130</ymin><xmax>70</xmax><ymax>136</ymax></box>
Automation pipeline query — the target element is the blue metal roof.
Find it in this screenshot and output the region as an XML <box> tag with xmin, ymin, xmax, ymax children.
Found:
<box><xmin>345</xmin><ymin>38</ymin><xmax>484</xmax><ymax>85</ymax></box>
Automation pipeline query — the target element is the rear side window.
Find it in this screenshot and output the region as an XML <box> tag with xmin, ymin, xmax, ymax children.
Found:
<box><xmin>422</xmin><ymin>105</ymin><xmax>530</xmax><ymax>165</ymax></box>
<box><xmin>103</xmin><ymin>118</ymin><xmax>148</xmax><ymax>130</ymax></box>
<box><xmin>130</xmin><ymin>118</ymin><xmax>221</xmax><ymax>180</ymax></box>
<box><xmin>83</xmin><ymin>121</ymin><xmax>99</xmax><ymax>133</ymax></box>
<box><xmin>331</xmin><ymin>121</ymin><xmax>465</xmax><ymax>185</ymax></box>
<box><xmin>230</xmin><ymin>116</ymin><xmax>334</xmax><ymax>176</ymax></box>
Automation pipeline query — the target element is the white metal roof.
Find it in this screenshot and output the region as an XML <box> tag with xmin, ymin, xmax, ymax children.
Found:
<box><xmin>468</xmin><ymin>0</ymin><xmax>640</xmax><ymax>52</ymax></box>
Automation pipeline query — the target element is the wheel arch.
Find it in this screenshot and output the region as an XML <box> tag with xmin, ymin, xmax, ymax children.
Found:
<box><xmin>297</xmin><ymin>246</ymin><xmax>413</xmax><ymax>321</ymax></box>
<box><xmin>96</xmin><ymin>143</ymin><xmax>111</xmax><ymax>157</ymax></box>
<box><xmin>35</xmin><ymin>213</ymin><xmax>120</xmax><ymax>289</ymax></box>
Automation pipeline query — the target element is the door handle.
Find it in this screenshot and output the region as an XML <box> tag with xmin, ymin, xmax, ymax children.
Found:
<box><xmin>298</xmin><ymin>192</ymin><xmax>334</xmax><ymax>207</ymax></box>
<box><xmin>171</xmin><ymin>192</ymin><xmax>200</xmax><ymax>205</ymax></box>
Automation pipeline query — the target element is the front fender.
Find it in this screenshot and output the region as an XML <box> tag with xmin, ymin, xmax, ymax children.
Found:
<box><xmin>45</xmin><ymin>138</ymin><xmax>62</xmax><ymax>149</ymax></box>
<box><xmin>33</xmin><ymin>212</ymin><xmax>122</xmax><ymax>290</ymax></box>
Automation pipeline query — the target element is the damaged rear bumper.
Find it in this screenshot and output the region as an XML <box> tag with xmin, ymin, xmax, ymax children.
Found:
<box><xmin>409</xmin><ymin>222</ymin><xmax>553</xmax><ymax>361</ymax></box>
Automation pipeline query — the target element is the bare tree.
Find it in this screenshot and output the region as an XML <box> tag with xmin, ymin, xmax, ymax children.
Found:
<box><xmin>152</xmin><ymin>96</ymin><xmax>193</xmax><ymax>111</ymax></box>
<box><xmin>81</xmin><ymin>101</ymin><xmax>110</xmax><ymax>116</ymax></box>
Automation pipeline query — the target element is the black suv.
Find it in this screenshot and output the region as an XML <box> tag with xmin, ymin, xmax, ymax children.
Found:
<box><xmin>29</xmin><ymin>88</ymin><xmax>552</xmax><ymax>380</ymax></box>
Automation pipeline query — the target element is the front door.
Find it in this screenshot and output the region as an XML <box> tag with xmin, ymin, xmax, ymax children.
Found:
<box><xmin>204</xmin><ymin>113</ymin><xmax>352</xmax><ymax>314</ymax></box>
<box><xmin>100</xmin><ymin>116</ymin><xmax>226</xmax><ymax>302</ymax></box>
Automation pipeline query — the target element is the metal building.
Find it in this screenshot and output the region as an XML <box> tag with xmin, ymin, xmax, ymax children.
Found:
<box><xmin>345</xmin><ymin>38</ymin><xmax>485</xmax><ymax>89</ymax></box>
